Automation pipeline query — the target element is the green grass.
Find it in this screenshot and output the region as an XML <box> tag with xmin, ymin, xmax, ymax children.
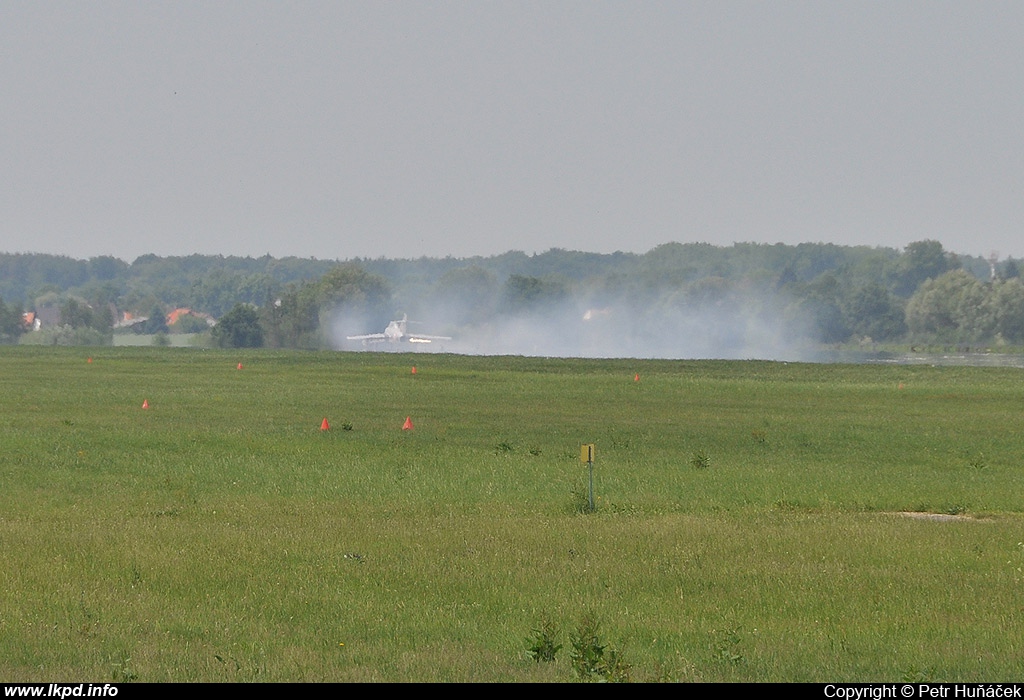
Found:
<box><xmin>2</xmin><ymin>347</ymin><xmax>1024</xmax><ymax>681</ymax></box>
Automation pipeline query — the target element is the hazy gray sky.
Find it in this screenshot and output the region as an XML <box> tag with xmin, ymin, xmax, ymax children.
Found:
<box><xmin>3</xmin><ymin>2</ymin><xmax>1023</xmax><ymax>262</ymax></box>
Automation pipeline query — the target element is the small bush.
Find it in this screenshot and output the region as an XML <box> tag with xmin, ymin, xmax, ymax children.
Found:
<box><xmin>570</xmin><ymin>613</ymin><xmax>631</xmax><ymax>682</ymax></box>
<box><xmin>599</xmin><ymin>647</ymin><xmax>633</xmax><ymax>683</ymax></box>
<box><xmin>570</xmin><ymin>613</ymin><xmax>606</xmax><ymax>678</ymax></box>
<box><xmin>691</xmin><ymin>449</ymin><xmax>710</xmax><ymax>470</ymax></box>
<box><xmin>712</xmin><ymin>627</ymin><xmax>745</xmax><ymax>666</ymax></box>
<box><xmin>525</xmin><ymin>617</ymin><xmax>562</xmax><ymax>663</ymax></box>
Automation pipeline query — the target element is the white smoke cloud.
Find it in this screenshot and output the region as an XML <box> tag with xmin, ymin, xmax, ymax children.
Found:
<box><xmin>331</xmin><ymin>286</ymin><xmax>816</xmax><ymax>361</ymax></box>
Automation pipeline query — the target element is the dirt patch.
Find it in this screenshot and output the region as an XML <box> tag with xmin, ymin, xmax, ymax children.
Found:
<box><xmin>895</xmin><ymin>511</ymin><xmax>975</xmax><ymax>522</ymax></box>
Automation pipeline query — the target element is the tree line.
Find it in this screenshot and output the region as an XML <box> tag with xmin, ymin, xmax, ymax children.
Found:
<box><xmin>1</xmin><ymin>240</ymin><xmax>1021</xmax><ymax>349</ymax></box>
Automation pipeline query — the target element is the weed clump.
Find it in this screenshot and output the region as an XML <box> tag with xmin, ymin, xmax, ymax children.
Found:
<box><xmin>525</xmin><ymin>616</ymin><xmax>562</xmax><ymax>663</ymax></box>
<box><xmin>570</xmin><ymin>613</ymin><xmax>631</xmax><ymax>682</ymax></box>
<box><xmin>712</xmin><ymin>627</ymin><xmax>745</xmax><ymax>666</ymax></box>
<box><xmin>691</xmin><ymin>449</ymin><xmax>710</xmax><ymax>470</ymax></box>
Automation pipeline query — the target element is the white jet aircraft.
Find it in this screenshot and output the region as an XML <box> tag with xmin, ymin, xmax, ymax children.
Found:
<box><xmin>346</xmin><ymin>314</ymin><xmax>452</xmax><ymax>345</ymax></box>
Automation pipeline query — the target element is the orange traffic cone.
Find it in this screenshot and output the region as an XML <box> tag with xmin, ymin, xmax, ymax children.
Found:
<box><xmin>634</xmin><ymin>373</ymin><xmax>640</xmax><ymax>382</ymax></box>
<box><xmin>87</xmin><ymin>357</ymin><xmax>93</xmax><ymax>364</ymax></box>
<box><xmin>402</xmin><ymin>416</ymin><xmax>413</xmax><ymax>430</ymax></box>
<box><xmin>237</xmin><ymin>363</ymin><xmax>243</xmax><ymax>370</ymax></box>
<box><xmin>320</xmin><ymin>418</ymin><xmax>330</xmax><ymax>431</ymax></box>
<box><xmin>142</xmin><ymin>399</ymin><xmax>149</xmax><ymax>409</ymax></box>
<box><xmin>411</xmin><ymin>366</ymin><xmax>417</xmax><ymax>375</ymax></box>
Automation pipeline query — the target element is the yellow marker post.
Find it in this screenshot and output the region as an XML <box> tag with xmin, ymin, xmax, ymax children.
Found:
<box><xmin>580</xmin><ymin>444</ymin><xmax>596</xmax><ymax>512</ymax></box>
<box><xmin>580</xmin><ymin>444</ymin><xmax>595</xmax><ymax>463</ymax></box>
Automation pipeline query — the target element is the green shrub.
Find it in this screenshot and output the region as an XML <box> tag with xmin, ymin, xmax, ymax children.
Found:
<box><xmin>691</xmin><ymin>449</ymin><xmax>710</xmax><ymax>470</ymax></box>
<box><xmin>525</xmin><ymin>617</ymin><xmax>561</xmax><ymax>663</ymax></box>
<box><xmin>570</xmin><ymin>613</ymin><xmax>631</xmax><ymax>682</ymax></box>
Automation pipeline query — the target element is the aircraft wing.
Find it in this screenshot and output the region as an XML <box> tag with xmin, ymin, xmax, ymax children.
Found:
<box><xmin>406</xmin><ymin>333</ymin><xmax>452</xmax><ymax>343</ymax></box>
<box><xmin>346</xmin><ymin>333</ymin><xmax>387</xmax><ymax>341</ymax></box>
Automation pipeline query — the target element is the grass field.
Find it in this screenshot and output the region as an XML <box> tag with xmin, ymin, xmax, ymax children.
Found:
<box><xmin>2</xmin><ymin>346</ymin><xmax>1023</xmax><ymax>682</ymax></box>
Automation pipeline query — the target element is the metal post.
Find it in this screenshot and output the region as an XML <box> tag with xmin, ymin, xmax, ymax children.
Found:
<box><xmin>588</xmin><ymin>459</ymin><xmax>595</xmax><ymax>512</ymax></box>
<box><xmin>580</xmin><ymin>444</ymin><xmax>596</xmax><ymax>513</ymax></box>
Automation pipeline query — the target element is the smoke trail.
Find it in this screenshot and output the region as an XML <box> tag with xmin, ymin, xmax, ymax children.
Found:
<box><xmin>331</xmin><ymin>286</ymin><xmax>815</xmax><ymax>361</ymax></box>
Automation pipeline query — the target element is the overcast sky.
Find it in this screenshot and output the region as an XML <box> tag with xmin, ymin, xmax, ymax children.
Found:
<box><xmin>3</xmin><ymin>2</ymin><xmax>1022</xmax><ymax>263</ymax></box>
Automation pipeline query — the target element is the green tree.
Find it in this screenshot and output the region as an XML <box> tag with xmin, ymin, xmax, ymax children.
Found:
<box><xmin>316</xmin><ymin>265</ymin><xmax>392</xmax><ymax>314</ymax></box>
<box><xmin>905</xmin><ymin>270</ymin><xmax>989</xmax><ymax>342</ymax></box>
<box><xmin>795</xmin><ymin>274</ymin><xmax>850</xmax><ymax>344</ymax></box>
<box><xmin>188</xmin><ymin>270</ymin><xmax>279</xmax><ymax>318</ymax></box>
<box><xmin>842</xmin><ymin>284</ymin><xmax>906</xmax><ymax>341</ymax></box>
<box><xmin>58</xmin><ymin>297</ymin><xmax>94</xmax><ymax>329</ymax></box>
<box><xmin>1001</xmin><ymin>259</ymin><xmax>1020</xmax><ymax>280</ymax></box>
<box><xmin>257</xmin><ymin>265</ymin><xmax>392</xmax><ymax>349</ymax></box>
<box><xmin>317</xmin><ymin>266</ymin><xmax>394</xmax><ymax>349</ymax></box>
<box><xmin>52</xmin><ymin>295</ymin><xmax>113</xmax><ymax>336</ymax></box>
<box><xmin>87</xmin><ymin>255</ymin><xmax>129</xmax><ymax>281</ymax></box>
<box><xmin>0</xmin><ymin>296</ymin><xmax>25</xmax><ymax>344</ymax></box>
<box><xmin>212</xmin><ymin>304</ymin><xmax>264</xmax><ymax>348</ymax></box>
<box><xmin>893</xmin><ymin>240</ymin><xmax>958</xmax><ymax>297</ymax></box>
<box><xmin>259</xmin><ymin>283</ymin><xmax>322</xmax><ymax>349</ymax></box>
<box><xmin>991</xmin><ymin>279</ymin><xmax>1024</xmax><ymax>342</ymax></box>
<box><xmin>138</xmin><ymin>304</ymin><xmax>169</xmax><ymax>335</ymax></box>
<box><xmin>500</xmin><ymin>275</ymin><xmax>569</xmax><ymax>315</ymax></box>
